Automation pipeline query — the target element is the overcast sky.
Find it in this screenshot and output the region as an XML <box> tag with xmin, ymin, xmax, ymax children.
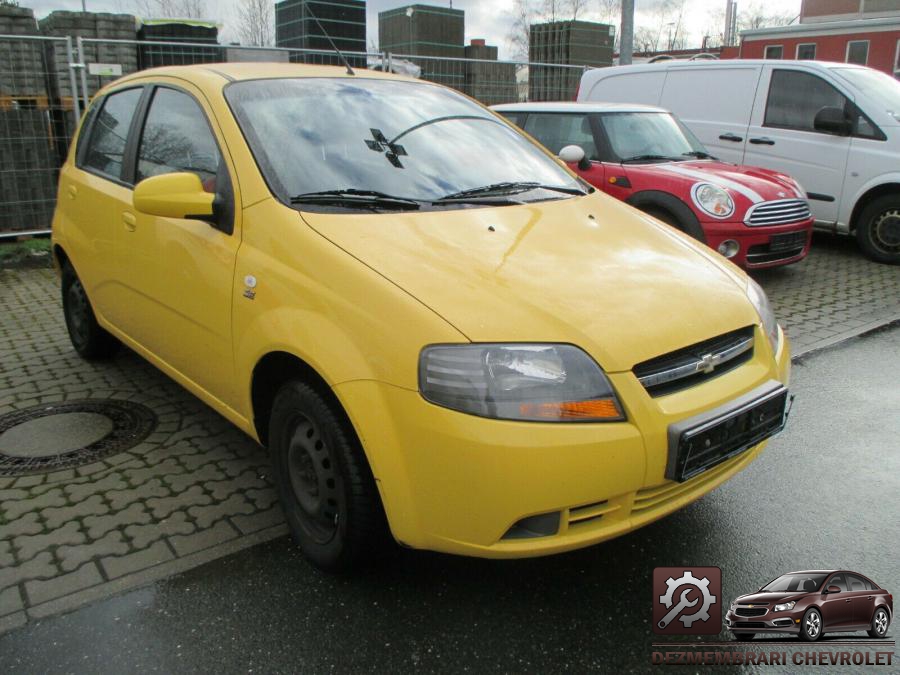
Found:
<box><xmin>16</xmin><ymin>0</ymin><xmax>802</xmax><ymax>59</ymax></box>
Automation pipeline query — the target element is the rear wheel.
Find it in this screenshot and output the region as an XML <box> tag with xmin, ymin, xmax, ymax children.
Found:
<box><xmin>800</xmin><ymin>608</ymin><xmax>823</xmax><ymax>642</ymax></box>
<box><xmin>868</xmin><ymin>607</ymin><xmax>890</xmax><ymax>638</ymax></box>
<box><xmin>856</xmin><ymin>195</ymin><xmax>900</xmax><ymax>264</ymax></box>
<box><xmin>268</xmin><ymin>380</ymin><xmax>389</xmax><ymax>571</ymax></box>
<box><xmin>61</xmin><ymin>263</ymin><xmax>118</xmax><ymax>360</ymax></box>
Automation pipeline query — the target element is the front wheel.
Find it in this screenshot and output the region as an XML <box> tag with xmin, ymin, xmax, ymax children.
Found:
<box><xmin>799</xmin><ymin>608</ymin><xmax>823</xmax><ymax>642</ymax></box>
<box><xmin>868</xmin><ymin>607</ymin><xmax>890</xmax><ymax>638</ymax></box>
<box><xmin>856</xmin><ymin>195</ymin><xmax>900</xmax><ymax>264</ymax></box>
<box><xmin>268</xmin><ymin>380</ymin><xmax>389</xmax><ymax>571</ymax></box>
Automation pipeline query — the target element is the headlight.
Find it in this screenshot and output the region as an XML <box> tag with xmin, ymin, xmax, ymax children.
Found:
<box><xmin>774</xmin><ymin>601</ymin><xmax>796</xmax><ymax>612</ymax></box>
<box><xmin>747</xmin><ymin>278</ymin><xmax>779</xmax><ymax>353</ymax></box>
<box><xmin>419</xmin><ymin>343</ymin><xmax>624</xmax><ymax>422</ymax></box>
<box><xmin>691</xmin><ymin>183</ymin><xmax>734</xmax><ymax>219</ymax></box>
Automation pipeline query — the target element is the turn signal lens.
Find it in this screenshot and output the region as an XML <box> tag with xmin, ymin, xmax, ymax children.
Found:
<box><xmin>519</xmin><ymin>398</ymin><xmax>622</xmax><ymax>421</ymax></box>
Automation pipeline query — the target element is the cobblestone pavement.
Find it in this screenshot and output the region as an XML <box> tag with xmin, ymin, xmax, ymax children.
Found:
<box><xmin>1</xmin><ymin>232</ymin><xmax>899</xmax><ymax>633</ymax></box>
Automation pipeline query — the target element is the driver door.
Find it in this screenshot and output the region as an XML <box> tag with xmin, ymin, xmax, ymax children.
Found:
<box><xmin>118</xmin><ymin>82</ymin><xmax>241</xmax><ymax>409</ymax></box>
<box><xmin>819</xmin><ymin>573</ymin><xmax>854</xmax><ymax>628</ymax></box>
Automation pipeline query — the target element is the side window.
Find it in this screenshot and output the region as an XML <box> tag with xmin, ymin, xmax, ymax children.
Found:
<box><xmin>796</xmin><ymin>43</ymin><xmax>816</xmax><ymax>60</ymax></box>
<box><xmin>764</xmin><ymin>45</ymin><xmax>783</xmax><ymax>60</ymax></box>
<box><xmin>828</xmin><ymin>574</ymin><xmax>848</xmax><ymax>591</ymax></box>
<box><xmin>846</xmin><ymin>574</ymin><xmax>871</xmax><ymax>591</ymax></box>
<box><xmin>499</xmin><ymin>112</ymin><xmax>523</xmax><ymax>127</ymax></box>
<box><xmin>846</xmin><ymin>40</ymin><xmax>869</xmax><ymax>66</ymax></box>
<box><xmin>137</xmin><ymin>87</ymin><xmax>221</xmax><ymax>192</ymax></box>
<box><xmin>80</xmin><ymin>87</ymin><xmax>143</xmax><ymax>181</ymax></box>
<box><xmin>522</xmin><ymin>113</ymin><xmax>598</xmax><ymax>160</ymax></box>
<box><xmin>764</xmin><ymin>70</ymin><xmax>848</xmax><ymax>133</ymax></box>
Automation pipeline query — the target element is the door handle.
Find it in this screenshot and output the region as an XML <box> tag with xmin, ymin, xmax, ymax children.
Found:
<box><xmin>749</xmin><ymin>137</ymin><xmax>775</xmax><ymax>145</ymax></box>
<box><xmin>67</xmin><ymin>185</ymin><xmax>77</xmax><ymax>199</ymax></box>
<box><xmin>122</xmin><ymin>212</ymin><xmax>137</xmax><ymax>232</ymax></box>
<box><xmin>719</xmin><ymin>133</ymin><xmax>743</xmax><ymax>142</ymax></box>
<box><xmin>845</xmin><ymin>599</ymin><xmax>852</xmax><ymax>603</ymax></box>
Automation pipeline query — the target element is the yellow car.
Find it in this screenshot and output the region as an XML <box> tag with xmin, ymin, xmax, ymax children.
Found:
<box><xmin>52</xmin><ymin>63</ymin><xmax>790</xmax><ymax>570</ymax></box>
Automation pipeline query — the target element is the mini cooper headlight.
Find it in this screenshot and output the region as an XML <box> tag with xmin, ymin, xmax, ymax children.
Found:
<box><xmin>775</xmin><ymin>601</ymin><xmax>796</xmax><ymax>612</ymax></box>
<box><xmin>419</xmin><ymin>344</ymin><xmax>624</xmax><ymax>422</ymax></box>
<box><xmin>747</xmin><ymin>278</ymin><xmax>780</xmax><ymax>352</ymax></box>
<box><xmin>691</xmin><ymin>183</ymin><xmax>734</xmax><ymax>219</ymax></box>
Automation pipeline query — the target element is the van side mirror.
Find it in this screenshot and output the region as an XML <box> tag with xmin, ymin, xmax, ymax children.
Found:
<box><xmin>559</xmin><ymin>144</ymin><xmax>592</xmax><ymax>171</ymax></box>
<box><xmin>814</xmin><ymin>107</ymin><xmax>852</xmax><ymax>136</ymax></box>
<box><xmin>133</xmin><ymin>172</ymin><xmax>216</xmax><ymax>220</ymax></box>
<box><xmin>825</xmin><ymin>585</ymin><xmax>841</xmax><ymax>594</ymax></box>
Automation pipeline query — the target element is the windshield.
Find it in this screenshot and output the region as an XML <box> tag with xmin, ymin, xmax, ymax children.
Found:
<box><xmin>832</xmin><ymin>67</ymin><xmax>900</xmax><ymax>122</ymax></box>
<box><xmin>599</xmin><ymin>112</ymin><xmax>707</xmax><ymax>162</ymax></box>
<box><xmin>760</xmin><ymin>573</ymin><xmax>828</xmax><ymax>594</ymax></box>
<box><xmin>225</xmin><ymin>77</ymin><xmax>585</xmax><ymax>209</ymax></box>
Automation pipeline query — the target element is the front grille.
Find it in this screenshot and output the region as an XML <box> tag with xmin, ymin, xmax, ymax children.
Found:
<box><xmin>734</xmin><ymin>621</ymin><xmax>766</xmax><ymax>629</ymax></box>
<box><xmin>736</xmin><ymin>607</ymin><xmax>768</xmax><ymax>617</ymax></box>
<box><xmin>745</xmin><ymin>199</ymin><xmax>811</xmax><ymax>226</ymax></box>
<box><xmin>747</xmin><ymin>230</ymin><xmax>808</xmax><ymax>265</ymax></box>
<box><xmin>567</xmin><ymin>499</ymin><xmax>620</xmax><ymax>531</ymax></box>
<box><xmin>633</xmin><ymin>326</ymin><xmax>754</xmax><ymax>397</ymax></box>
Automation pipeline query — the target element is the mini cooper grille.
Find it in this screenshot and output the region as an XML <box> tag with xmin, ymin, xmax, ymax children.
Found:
<box><xmin>633</xmin><ymin>326</ymin><xmax>754</xmax><ymax>396</ymax></box>
<box><xmin>736</xmin><ymin>607</ymin><xmax>768</xmax><ymax>617</ymax></box>
<box><xmin>745</xmin><ymin>199</ymin><xmax>811</xmax><ymax>226</ymax></box>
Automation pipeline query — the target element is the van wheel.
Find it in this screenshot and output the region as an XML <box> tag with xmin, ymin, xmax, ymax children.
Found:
<box><xmin>268</xmin><ymin>380</ymin><xmax>388</xmax><ymax>571</ymax></box>
<box><xmin>61</xmin><ymin>263</ymin><xmax>119</xmax><ymax>360</ymax></box>
<box><xmin>856</xmin><ymin>195</ymin><xmax>900</xmax><ymax>264</ymax></box>
<box><xmin>868</xmin><ymin>607</ymin><xmax>890</xmax><ymax>638</ymax></box>
<box><xmin>800</xmin><ymin>608</ymin><xmax>823</xmax><ymax>641</ymax></box>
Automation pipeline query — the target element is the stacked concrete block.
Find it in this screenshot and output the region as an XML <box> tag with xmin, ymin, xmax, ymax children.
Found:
<box><xmin>0</xmin><ymin>5</ymin><xmax>48</xmax><ymax>97</ymax></box>
<box><xmin>137</xmin><ymin>20</ymin><xmax>221</xmax><ymax>69</ymax></box>
<box><xmin>463</xmin><ymin>39</ymin><xmax>517</xmax><ymax>106</ymax></box>
<box><xmin>529</xmin><ymin>20</ymin><xmax>613</xmax><ymax>101</ymax></box>
<box><xmin>0</xmin><ymin>109</ymin><xmax>58</xmax><ymax>233</ymax></box>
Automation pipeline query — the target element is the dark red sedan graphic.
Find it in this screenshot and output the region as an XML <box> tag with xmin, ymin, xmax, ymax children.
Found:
<box><xmin>725</xmin><ymin>570</ymin><xmax>893</xmax><ymax>641</ymax></box>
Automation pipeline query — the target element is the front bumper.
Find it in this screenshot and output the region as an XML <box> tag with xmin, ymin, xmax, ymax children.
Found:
<box><xmin>702</xmin><ymin>219</ymin><xmax>814</xmax><ymax>269</ymax></box>
<box><xmin>334</xmin><ymin>327</ymin><xmax>791</xmax><ymax>558</ymax></box>
<box><xmin>726</xmin><ymin>609</ymin><xmax>801</xmax><ymax>634</ymax></box>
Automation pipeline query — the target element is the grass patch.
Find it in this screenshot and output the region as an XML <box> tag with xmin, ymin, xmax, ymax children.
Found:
<box><xmin>0</xmin><ymin>236</ymin><xmax>53</xmax><ymax>269</ymax></box>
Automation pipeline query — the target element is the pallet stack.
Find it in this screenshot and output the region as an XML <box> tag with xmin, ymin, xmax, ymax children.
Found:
<box><xmin>137</xmin><ymin>19</ymin><xmax>220</xmax><ymax>69</ymax></box>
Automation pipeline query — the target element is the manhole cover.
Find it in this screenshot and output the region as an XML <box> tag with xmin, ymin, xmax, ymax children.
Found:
<box><xmin>0</xmin><ymin>400</ymin><xmax>157</xmax><ymax>476</ymax></box>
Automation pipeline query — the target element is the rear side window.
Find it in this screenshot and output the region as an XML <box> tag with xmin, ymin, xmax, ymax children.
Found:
<box><xmin>764</xmin><ymin>70</ymin><xmax>848</xmax><ymax>132</ymax></box>
<box><xmin>846</xmin><ymin>574</ymin><xmax>872</xmax><ymax>591</ymax></box>
<box><xmin>137</xmin><ymin>87</ymin><xmax>221</xmax><ymax>192</ymax></box>
<box><xmin>522</xmin><ymin>113</ymin><xmax>598</xmax><ymax>160</ymax></box>
<box><xmin>80</xmin><ymin>87</ymin><xmax>143</xmax><ymax>181</ymax></box>
<box><xmin>662</xmin><ymin>67</ymin><xmax>760</xmax><ymax>126</ymax></box>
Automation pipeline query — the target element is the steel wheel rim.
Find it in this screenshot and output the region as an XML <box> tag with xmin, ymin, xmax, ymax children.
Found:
<box><xmin>806</xmin><ymin>612</ymin><xmax>820</xmax><ymax>637</ymax></box>
<box><xmin>871</xmin><ymin>209</ymin><xmax>900</xmax><ymax>254</ymax></box>
<box><xmin>875</xmin><ymin>610</ymin><xmax>888</xmax><ymax>635</ymax></box>
<box><xmin>66</xmin><ymin>281</ymin><xmax>90</xmax><ymax>348</ymax></box>
<box><xmin>285</xmin><ymin>413</ymin><xmax>341</xmax><ymax>545</ymax></box>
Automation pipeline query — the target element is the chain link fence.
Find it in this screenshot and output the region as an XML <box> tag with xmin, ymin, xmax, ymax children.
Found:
<box><xmin>0</xmin><ymin>35</ymin><xmax>586</xmax><ymax>236</ymax></box>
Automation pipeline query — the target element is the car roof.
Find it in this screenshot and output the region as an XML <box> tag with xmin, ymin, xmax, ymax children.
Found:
<box><xmin>492</xmin><ymin>101</ymin><xmax>667</xmax><ymax>114</ymax></box>
<box><xmin>783</xmin><ymin>570</ymin><xmax>839</xmax><ymax>575</ymax></box>
<box><xmin>587</xmin><ymin>59</ymin><xmax>869</xmax><ymax>76</ymax></box>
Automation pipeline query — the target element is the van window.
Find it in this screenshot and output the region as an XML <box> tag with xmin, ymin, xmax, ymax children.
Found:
<box><xmin>846</xmin><ymin>40</ymin><xmax>869</xmax><ymax>66</ymax></box>
<box><xmin>522</xmin><ymin>113</ymin><xmax>599</xmax><ymax>160</ymax></box>
<box><xmin>764</xmin><ymin>45</ymin><xmax>783</xmax><ymax>59</ymax></box>
<box><xmin>137</xmin><ymin>87</ymin><xmax>221</xmax><ymax>192</ymax></box>
<box><xmin>764</xmin><ymin>69</ymin><xmax>848</xmax><ymax>132</ymax></box>
<box><xmin>662</xmin><ymin>67</ymin><xmax>760</xmax><ymax>126</ymax></box>
<box><xmin>80</xmin><ymin>87</ymin><xmax>143</xmax><ymax>182</ymax></box>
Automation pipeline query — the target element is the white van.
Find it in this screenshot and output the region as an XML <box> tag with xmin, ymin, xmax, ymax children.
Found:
<box><xmin>578</xmin><ymin>60</ymin><xmax>900</xmax><ymax>264</ymax></box>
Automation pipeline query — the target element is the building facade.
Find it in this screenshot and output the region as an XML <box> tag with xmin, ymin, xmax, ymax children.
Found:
<box><xmin>275</xmin><ymin>0</ymin><xmax>366</xmax><ymax>66</ymax></box>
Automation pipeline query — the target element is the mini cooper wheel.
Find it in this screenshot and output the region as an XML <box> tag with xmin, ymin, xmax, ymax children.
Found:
<box><xmin>868</xmin><ymin>607</ymin><xmax>890</xmax><ymax>638</ymax></box>
<box><xmin>856</xmin><ymin>195</ymin><xmax>900</xmax><ymax>265</ymax></box>
<box><xmin>268</xmin><ymin>380</ymin><xmax>388</xmax><ymax>571</ymax></box>
<box><xmin>800</xmin><ymin>608</ymin><xmax>823</xmax><ymax>642</ymax></box>
<box><xmin>61</xmin><ymin>263</ymin><xmax>119</xmax><ymax>359</ymax></box>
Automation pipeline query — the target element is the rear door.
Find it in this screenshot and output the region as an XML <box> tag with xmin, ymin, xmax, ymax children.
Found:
<box><xmin>845</xmin><ymin>574</ymin><xmax>877</xmax><ymax>626</ymax></box>
<box><xmin>659</xmin><ymin>64</ymin><xmax>761</xmax><ymax>164</ymax></box>
<box><xmin>744</xmin><ymin>66</ymin><xmax>852</xmax><ymax>224</ymax></box>
<box><xmin>521</xmin><ymin>112</ymin><xmax>606</xmax><ymax>187</ymax></box>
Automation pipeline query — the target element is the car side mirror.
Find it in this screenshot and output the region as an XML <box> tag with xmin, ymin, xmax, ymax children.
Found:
<box><xmin>813</xmin><ymin>107</ymin><xmax>852</xmax><ymax>136</ymax></box>
<box><xmin>559</xmin><ymin>144</ymin><xmax>592</xmax><ymax>171</ymax></box>
<box><xmin>825</xmin><ymin>585</ymin><xmax>841</xmax><ymax>594</ymax></box>
<box><xmin>133</xmin><ymin>172</ymin><xmax>216</xmax><ymax>221</ymax></box>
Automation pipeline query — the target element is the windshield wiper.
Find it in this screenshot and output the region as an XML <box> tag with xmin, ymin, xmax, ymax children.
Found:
<box><xmin>290</xmin><ymin>189</ymin><xmax>420</xmax><ymax>210</ymax></box>
<box><xmin>621</xmin><ymin>154</ymin><xmax>681</xmax><ymax>163</ymax></box>
<box><xmin>682</xmin><ymin>150</ymin><xmax>718</xmax><ymax>160</ymax></box>
<box><xmin>436</xmin><ymin>181</ymin><xmax>586</xmax><ymax>202</ymax></box>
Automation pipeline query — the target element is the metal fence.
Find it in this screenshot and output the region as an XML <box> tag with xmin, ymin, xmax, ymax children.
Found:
<box><xmin>0</xmin><ymin>35</ymin><xmax>586</xmax><ymax>236</ymax></box>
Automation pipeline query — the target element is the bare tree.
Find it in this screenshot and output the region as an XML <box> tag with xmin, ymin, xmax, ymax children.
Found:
<box><xmin>596</xmin><ymin>0</ymin><xmax>619</xmax><ymax>25</ymax></box>
<box><xmin>543</xmin><ymin>0</ymin><xmax>562</xmax><ymax>22</ymax></box>
<box><xmin>507</xmin><ymin>0</ymin><xmax>535</xmax><ymax>62</ymax></box>
<box><xmin>568</xmin><ymin>0</ymin><xmax>588</xmax><ymax>21</ymax></box>
<box><xmin>234</xmin><ymin>0</ymin><xmax>273</xmax><ymax>47</ymax></box>
<box><xmin>132</xmin><ymin>0</ymin><xmax>206</xmax><ymax>18</ymax></box>
<box><xmin>737</xmin><ymin>1</ymin><xmax>796</xmax><ymax>30</ymax></box>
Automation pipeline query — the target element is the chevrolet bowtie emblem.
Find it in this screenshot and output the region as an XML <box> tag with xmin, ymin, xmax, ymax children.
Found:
<box><xmin>748</xmin><ymin>604</ymin><xmax>754</xmax><ymax>608</ymax></box>
<box><xmin>698</xmin><ymin>353</ymin><xmax>720</xmax><ymax>374</ymax></box>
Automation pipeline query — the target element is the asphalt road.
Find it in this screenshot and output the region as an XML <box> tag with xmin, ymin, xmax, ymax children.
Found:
<box><xmin>2</xmin><ymin>325</ymin><xmax>898</xmax><ymax>674</ymax></box>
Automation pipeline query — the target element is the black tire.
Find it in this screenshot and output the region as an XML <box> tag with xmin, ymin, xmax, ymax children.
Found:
<box><xmin>268</xmin><ymin>380</ymin><xmax>389</xmax><ymax>571</ymax></box>
<box><xmin>867</xmin><ymin>607</ymin><xmax>890</xmax><ymax>639</ymax></box>
<box><xmin>799</xmin><ymin>607</ymin><xmax>823</xmax><ymax>642</ymax></box>
<box><xmin>731</xmin><ymin>633</ymin><xmax>755</xmax><ymax>641</ymax></box>
<box><xmin>855</xmin><ymin>195</ymin><xmax>900</xmax><ymax>264</ymax></box>
<box><xmin>61</xmin><ymin>263</ymin><xmax>119</xmax><ymax>360</ymax></box>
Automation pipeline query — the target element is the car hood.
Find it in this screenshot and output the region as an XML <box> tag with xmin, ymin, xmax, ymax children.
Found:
<box><xmin>300</xmin><ymin>193</ymin><xmax>759</xmax><ymax>373</ymax></box>
<box><xmin>735</xmin><ymin>591</ymin><xmax>807</xmax><ymax>604</ymax></box>
<box><xmin>646</xmin><ymin>160</ymin><xmax>805</xmax><ymax>205</ymax></box>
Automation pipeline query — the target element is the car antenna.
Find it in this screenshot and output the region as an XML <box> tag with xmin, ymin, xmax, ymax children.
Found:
<box><xmin>303</xmin><ymin>3</ymin><xmax>355</xmax><ymax>76</ymax></box>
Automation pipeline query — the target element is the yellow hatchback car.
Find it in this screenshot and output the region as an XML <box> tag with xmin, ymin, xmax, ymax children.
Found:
<box><xmin>52</xmin><ymin>63</ymin><xmax>790</xmax><ymax>570</ymax></box>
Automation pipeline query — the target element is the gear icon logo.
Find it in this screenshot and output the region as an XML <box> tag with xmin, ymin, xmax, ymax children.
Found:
<box><xmin>652</xmin><ymin>567</ymin><xmax>722</xmax><ymax>635</ymax></box>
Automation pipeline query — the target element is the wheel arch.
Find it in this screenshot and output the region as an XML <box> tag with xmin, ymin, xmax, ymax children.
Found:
<box><xmin>625</xmin><ymin>190</ymin><xmax>707</xmax><ymax>242</ymax></box>
<box><xmin>849</xmin><ymin>181</ymin><xmax>900</xmax><ymax>233</ymax></box>
<box><xmin>53</xmin><ymin>243</ymin><xmax>71</xmax><ymax>272</ymax></box>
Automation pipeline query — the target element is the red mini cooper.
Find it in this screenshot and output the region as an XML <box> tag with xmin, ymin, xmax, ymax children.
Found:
<box><xmin>492</xmin><ymin>102</ymin><xmax>815</xmax><ymax>269</ymax></box>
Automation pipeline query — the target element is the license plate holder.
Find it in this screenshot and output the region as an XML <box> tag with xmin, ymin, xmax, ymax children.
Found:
<box><xmin>666</xmin><ymin>381</ymin><xmax>789</xmax><ymax>482</ymax></box>
<box><xmin>769</xmin><ymin>231</ymin><xmax>806</xmax><ymax>252</ymax></box>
